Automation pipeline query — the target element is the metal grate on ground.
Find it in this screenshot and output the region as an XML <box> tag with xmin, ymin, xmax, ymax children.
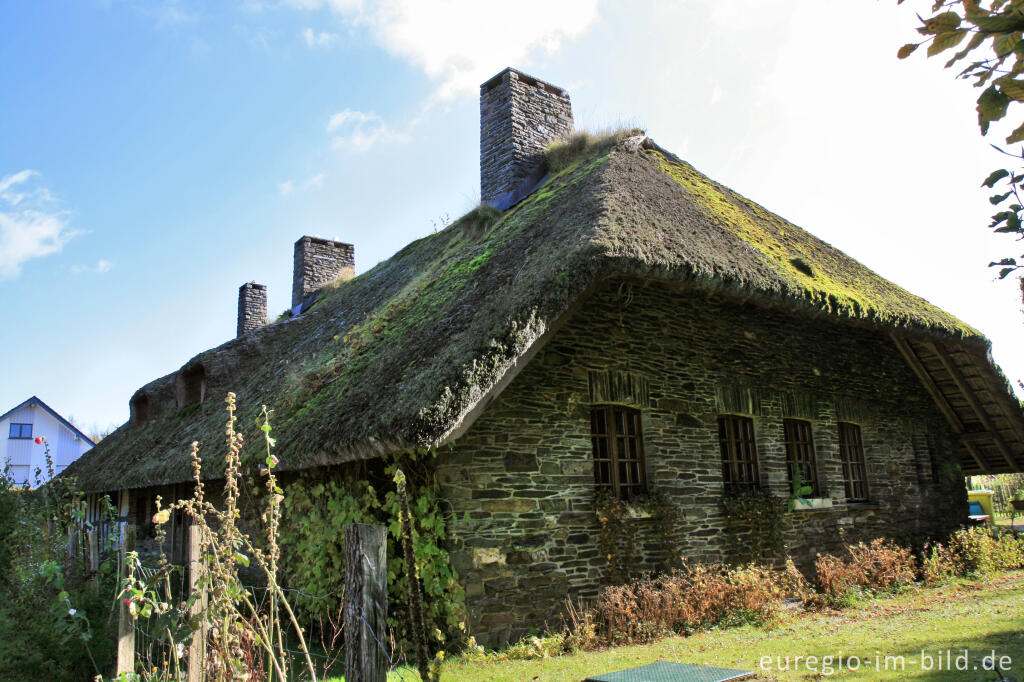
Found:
<box><xmin>584</xmin><ymin>660</ymin><xmax>754</xmax><ymax>682</ymax></box>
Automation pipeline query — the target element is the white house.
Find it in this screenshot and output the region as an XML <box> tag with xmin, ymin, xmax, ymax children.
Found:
<box><xmin>1</xmin><ymin>396</ymin><xmax>95</xmax><ymax>487</ymax></box>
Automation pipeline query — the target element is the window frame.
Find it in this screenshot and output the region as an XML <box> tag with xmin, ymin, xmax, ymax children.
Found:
<box><xmin>783</xmin><ymin>418</ymin><xmax>821</xmax><ymax>497</ymax></box>
<box><xmin>8</xmin><ymin>423</ymin><xmax>32</xmax><ymax>439</ymax></box>
<box><xmin>838</xmin><ymin>422</ymin><xmax>870</xmax><ymax>502</ymax></box>
<box><xmin>590</xmin><ymin>405</ymin><xmax>647</xmax><ymax>500</ymax></box>
<box><xmin>718</xmin><ymin>414</ymin><xmax>761</xmax><ymax>493</ymax></box>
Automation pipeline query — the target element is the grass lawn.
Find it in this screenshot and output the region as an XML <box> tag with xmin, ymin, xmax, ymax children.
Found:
<box><xmin>428</xmin><ymin>571</ymin><xmax>1024</xmax><ymax>681</ymax></box>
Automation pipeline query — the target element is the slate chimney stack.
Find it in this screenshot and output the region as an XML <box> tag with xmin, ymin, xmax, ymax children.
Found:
<box><xmin>237</xmin><ymin>281</ymin><xmax>267</xmax><ymax>337</ymax></box>
<box><xmin>292</xmin><ymin>236</ymin><xmax>355</xmax><ymax>309</ymax></box>
<box><xmin>480</xmin><ymin>67</ymin><xmax>573</xmax><ymax>207</ymax></box>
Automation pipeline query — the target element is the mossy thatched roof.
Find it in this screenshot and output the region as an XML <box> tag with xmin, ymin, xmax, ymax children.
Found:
<box><xmin>66</xmin><ymin>135</ymin><xmax>1006</xmax><ymax>492</ymax></box>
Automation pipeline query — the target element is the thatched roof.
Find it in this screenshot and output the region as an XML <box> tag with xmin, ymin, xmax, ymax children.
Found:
<box><xmin>64</xmin><ymin>135</ymin><xmax>1024</xmax><ymax>492</ymax></box>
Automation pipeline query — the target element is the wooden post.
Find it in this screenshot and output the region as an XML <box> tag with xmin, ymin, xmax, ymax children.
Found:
<box><xmin>87</xmin><ymin>529</ymin><xmax>99</xmax><ymax>588</ymax></box>
<box><xmin>117</xmin><ymin>524</ymin><xmax>137</xmax><ymax>675</ymax></box>
<box><xmin>66</xmin><ymin>527</ymin><xmax>78</xmax><ymax>563</ymax></box>
<box><xmin>187</xmin><ymin>524</ymin><xmax>207</xmax><ymax>682</ymax></box>
<box><xmin>344</xmin><ymin>523</ymin><xmax>388</xmax><ymax>682</ymax></box>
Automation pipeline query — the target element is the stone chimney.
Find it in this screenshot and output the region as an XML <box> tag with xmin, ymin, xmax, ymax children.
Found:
<box><xmin>480</xmin><ymin>67</ymin><xmax>573</xmax><ymax>207</ymax></box>
<box><xmin>292</xmin><ymin>236</ymin><xmax>355</xmax><ymax>309</ymax></box>
<box><xmin>237</xmin><ymin>281</ymin><xmax>267</xmax><ymax>337</ymax></box>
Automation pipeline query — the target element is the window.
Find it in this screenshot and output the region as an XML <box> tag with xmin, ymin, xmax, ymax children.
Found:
<box><xmin>783</xmin><ymin>419</ymin><xmax>820</xmax><ymax>496</ymax></box>
<box><xmin>131</xmin><ymin>392</ymin><xmax>150</xmax><ymax>425</ymax></box>
<box><xmin>719</xmin><ymin>415</ymin><xmax>760</xmax><ymax>493</ymax></box>
<box><xmin>178</xmin><ymin>364</ymin><xmax>206</xmax><ymax>408</ymax></box>
<box><xmin>839</xmin><ymin>422</ymin><xmax>869</xmax><ymax>502</ymax></box>
<box><xmin>8</xmin><ymin>423</ymin><xmax>32</xmax><ymax>439</ymax></box>
<box><xmin>590</xmin><ymin>406</ymin><xmax>646</xmax><ymax>500</ymax></box>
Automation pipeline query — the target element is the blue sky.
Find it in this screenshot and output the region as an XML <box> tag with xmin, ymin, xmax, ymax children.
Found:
<box><xmin>2</xmin><ymin>0</ymin><xmax>1022</xmax><ymax>434</ymax></box>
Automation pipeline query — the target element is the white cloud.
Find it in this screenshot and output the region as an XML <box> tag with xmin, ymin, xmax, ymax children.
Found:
<box><xmin>71</xmin><ymin>259</ymin><xmax>112</xmax><ymax>275</ymax></box>
<box><xmin>302</xmin><ymin>27</ymin><xmax>338</xmax><ymax>47</ymax></box>
<box><xmin>0</xmin><ymin>170</ymin><xmax>76</xmax><ymax>279</ymax></box>
<box><xmin>289</xmin><ymin>0</ymin><xmax>600</xmax><ymax>98</ymax></box>
<box><xmin>279</xmin><ymin>171</ymin><xmax>326</xmax><ymax>196</ymax></box>
<box><xmin>326</xmin><ymin>108</ymin><xmax>408</xmax><ymax>152</ymax></box>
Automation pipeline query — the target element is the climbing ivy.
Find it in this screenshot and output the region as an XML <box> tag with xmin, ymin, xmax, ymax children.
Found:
<box><xmin>595</xmin><ymin>489</ymin><xmax>684</xmax><ymax>584</ymax></box>
<box><xmin>720</xmin><ymin>488</ymin><xmax>786</xmax><ymax>563</ymax></box>
<box><xmin>277</xmin><ymin>453</ymin><xmax>465</xmax><ymax>654</ymax></box>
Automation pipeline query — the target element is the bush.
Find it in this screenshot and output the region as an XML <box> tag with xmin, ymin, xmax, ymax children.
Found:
<box><xmin>926</xmin><ymin>527</ymin><xmax>1024</xmax><ymax>581</ymax></box>
<box><xmin>812</xmin><ymin>539</ymin><xmax>917</xmax><ymax>607</ymax></box>
<box><xmin>0</xmin><ymin>451</ymin><xmax>119</xmax><ymax>681</ymax></box>
<box><xmin>584</xmin><ymin>561</ymin><xmax>794</xmax><ymax>646</ymax></box>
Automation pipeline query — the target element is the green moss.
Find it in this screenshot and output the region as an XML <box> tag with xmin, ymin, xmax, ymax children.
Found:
<box><xmin>651</xmin><ymin>151</ymin><xmax>977</xmax><ymax>336</ymax></box>
<box><xmin>175</xmin><ymin>403</ymin><xmax>201</xmax><ymax>420</ymax></box>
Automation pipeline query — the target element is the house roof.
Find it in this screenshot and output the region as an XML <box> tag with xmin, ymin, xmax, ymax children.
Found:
<box><xmin>1</xmin><ymin>396</ymin><xmax>96</xmax><ymax>446</ymax></box>
<box><xmin>62</xmin><ymin>134</ymin><xmax>1024</xmax><ymax>492</ymax></box>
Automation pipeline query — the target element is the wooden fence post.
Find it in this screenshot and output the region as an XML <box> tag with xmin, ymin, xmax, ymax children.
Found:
<box><xmin>187</xmin><ymin>524</ymin><xmax>207</xmax><ymax>682</ymax></box>
<box><xmin>116</xmin><ymin>524</ymin><xmax>137</xmax><ymax>675</ymax></box>
<box><xmin>344</xmin><ymin>523</ymin><xmax>388</xmax><ymax>682</ymax></box>
<box><xmin>87</xmin><ymin>529</ymin><xmax>99</xmax><ymax>588</ymax></box>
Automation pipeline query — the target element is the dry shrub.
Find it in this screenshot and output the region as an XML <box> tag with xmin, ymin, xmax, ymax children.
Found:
<box><xmin>583</xmin><ymin>561</ymin><xmax>792</xmax><ymax>646</ymax></box>
<box><xmin>812</xmin><ymin>539</ymin><xmax>917</xmax><ymax>607</ymax></box>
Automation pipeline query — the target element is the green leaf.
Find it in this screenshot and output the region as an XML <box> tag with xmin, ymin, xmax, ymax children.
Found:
<box><xmin>999</xmin><ymin>77</ymin><xmax>1024</xmax><ymax>100</ymax></box>
<box><xmin>946</xmin><ymin>32</ymin><xmax>987</xmax><ymax>68</ymax></box>
<box><xmin>927</xmin><ymin>30</ymin><xmax>967</xmax><ymax>56</ymax></box>
<box><xmin>978</xmin><ymin>85</ymin><xmax>1012</xmax><ymax>135</ymax></box>
<box><xmin>898</xmin><ymin>43</ymin><xmax>920</xmax><ymax>59</ymax></box>
<box><xmin>919</xmin><ymin>11</ymin><xmax>961</xmax><ymax>35</ymax></box>
<box><xmin>991</xmin><ymin>190</ymin><xmax>1013</xmax><ymax>204</ymax></box>
<box><xmin>233</xmin><ymin>552</ymin><xmax>250</xmax><ymax>567</ymax></box>
<box><xmin>1007</xmin><ymin>120</ymin><xmax>1024</xmax><ymax>144</ymax></box>
<box><xmin>984</xmin><ymin>169</ymin><xmax>1010</xmax><ymax>187</ymax></box>
<box><xmin>974</xmin><ymin>13</ymin><xmax>1024</xmax><ymax>33</ymax></box>
<box><xmin>994</xmin><ymin>33</ymin><xmax>1022</xmax><ymax>57</ymax></box>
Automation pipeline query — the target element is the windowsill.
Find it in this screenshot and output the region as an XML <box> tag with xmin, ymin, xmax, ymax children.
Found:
<box><xmin>838</xmin><ymin>500</ymin><xmax>881</xmax><ymax>509</ymax></box>
<box><xmin>790</xmin><ymin>497</ymin><xmax>834</xmax><ymax>511</ymax></box>
<box><xmin>596</xmin><ymin>501</ymin><xmax>656</xmax><ymax>520</ymax></box>
<box><xmin>8</xmin><ymin>437</ymin><xmax>32</xmax><ymax>440</ymax></box>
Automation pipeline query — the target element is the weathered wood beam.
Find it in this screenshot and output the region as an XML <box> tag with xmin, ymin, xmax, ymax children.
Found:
<box><xmin>962</xmin><ymin>440</ymin><xmax>991</xmax><ymax>474</ymax></box>
<box><xmin>959</xmin><ymin>431</ymin><xmax>995</xmax><ymax>443</ymax></box>
<box><xmin>891</xmin><ymin>334</ymin><xmax>964</xmax><ymax>432</ymax></box>
<box><xmin>930</xmin><ymin>342</ymin><xmax>1018</xmax><ymax>470</ymax></box>
<box><xmin>117</xmin><ymin>524</ymin><xmax>137</xmax><ymax>675</ymax></box>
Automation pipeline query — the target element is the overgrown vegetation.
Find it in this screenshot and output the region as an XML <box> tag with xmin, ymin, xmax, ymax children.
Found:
<box><xmin>811</xmin><ymin>538</ymin><xmax>918</xmax><ymax>607</ymax></box>
<box><xmin>573</xmin><ymin>561</ymin><xmax>803</xmax><ymax>647</ymax></box>
<box><xmin>544</xmin><ymin>128</ymin><xmax>644</xmax><ymax>174</ymax></box>
<box><xmin>0</xmin><ymin>442</ymin><xmax>120</xmax><ymax>681</ymax></box>
<box><xmin>720</xmin><ymin>488</ymin><xmax>786</xmax><ymax>562</ymax></box>
<box><xmin>277</xmin><ymin>458</ymin><xmax>466</xmax><ymax>656</ymax></box>
<box><xmin>594</xmin><ymin>488</ymin><xmax>684</xmax><ymax>583</ymax></box>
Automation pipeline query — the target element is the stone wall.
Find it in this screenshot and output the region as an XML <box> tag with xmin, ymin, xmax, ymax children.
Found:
<box><xmin>436</xmin><ymin>278</ymin><xmax>966</xmax><ymax>647</ymax></box>
<box><xmin>237</xmin><ymin>281</ymin><xmax>267</xmax><ymax>337</ymax></box>
<box><xmin>480</xmin><ymin>68</ymin><xmax>574</xmax><ymax>206</ymax></box>
<box><xmin>292</xmin><ymin>236</ymin><xmax>355</xmax><ymax>309</ymax></box>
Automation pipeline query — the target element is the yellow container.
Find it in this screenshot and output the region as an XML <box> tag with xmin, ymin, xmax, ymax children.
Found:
<box><xmin>968</xmin><ymin>489</ymin><xmax>995</xmax><ymax>518</ymax></box>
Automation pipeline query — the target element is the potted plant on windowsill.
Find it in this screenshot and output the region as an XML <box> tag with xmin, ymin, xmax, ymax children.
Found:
<box><xmin>788</xmin><ymin>473</ymin><xmax>833</xmax><ymax>511</ymax></box>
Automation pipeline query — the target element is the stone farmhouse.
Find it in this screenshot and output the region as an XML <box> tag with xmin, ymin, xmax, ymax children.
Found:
<box><xmin>64</xmin><ymin>68</ymin><xmax>1024</xmax><ymax>646</ymax></box>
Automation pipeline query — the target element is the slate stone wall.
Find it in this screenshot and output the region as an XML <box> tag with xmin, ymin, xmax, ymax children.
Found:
<box><xmin>237</xmin><ymin>281</ymin><xmax>267</xmax><ymax>337</ymax></box>
<box><xmin>437</xmin><ymin>278</ymin><xmax>966</xmax><ymax>647</ymax></box>
<box><xmin>292</xmin><ymin>237</ymin><xmax>355</xmax><ymax>308</ymax></box>
<box><xmin>480</xmin><ymin>68</ymin><xmax>573</xmax><ymax>205</ymax></box>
